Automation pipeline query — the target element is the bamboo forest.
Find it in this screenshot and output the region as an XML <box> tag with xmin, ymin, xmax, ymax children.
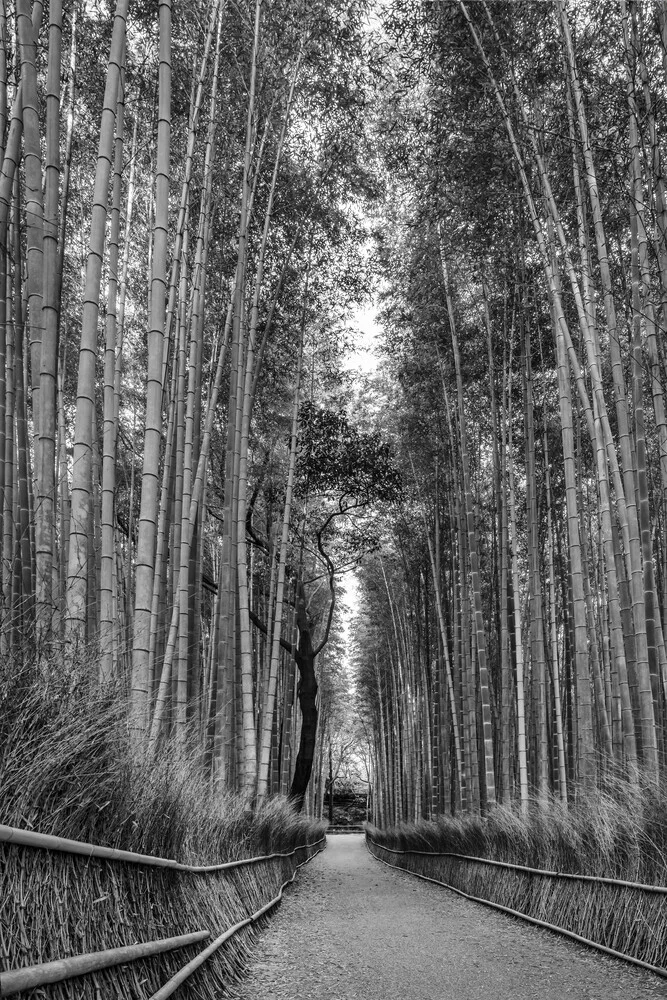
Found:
<box><xmin>5</xmin><ymin>0</ymin><xmax>667</xmax><ymax>914</ymax></box>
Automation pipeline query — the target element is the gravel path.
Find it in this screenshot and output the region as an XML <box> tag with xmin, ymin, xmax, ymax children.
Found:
<box><xmin>230</xmin><ymin>833</ymin><xmax>667</xmax><ymax>1000</ymax></box>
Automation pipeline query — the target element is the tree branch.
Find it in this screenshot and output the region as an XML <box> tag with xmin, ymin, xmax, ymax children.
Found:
<box><xmin>314</xmin><ymin>527</ymin><xmax>336</xmax><ymax>656</ymax></box>
<box><xmin>249</xmin><ymin>607</ymin><xmax>295</xmax><ymax>655</ymax></box>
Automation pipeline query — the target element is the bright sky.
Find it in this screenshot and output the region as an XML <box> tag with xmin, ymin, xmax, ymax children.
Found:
<box><xmin>343</xmin><ymin>302</ymin><xmax>380</xmax><ymax>375</ymax></box>
<box><xmin>339</xmin><ymin>298</ymin><xmax>382</xmax><ymax>647</ymax></box>
<box><xmin>340</xmin><ymin>570</ymin><xmax>360</xmax><ymax>675</ymax></box>
<box><xmin>336</xmin><ymin>298</ymin><xmax>382</xmax><ymax>682</ymax></box>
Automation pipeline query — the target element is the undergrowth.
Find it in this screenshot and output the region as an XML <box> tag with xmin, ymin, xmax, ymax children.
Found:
<box><xmin>0</xmin><ymin>661</ymin><xmax>325</xmax><ymax>998</ymax></box>
<box><xmin>0</xmin><ymin>661</ymin><xmax>323</xmax><ymax>860</ymax></box>
<box><xmin>367</xmin><ymin>781</ymin><xmax>667</xmax><ymax>884</ymax></box>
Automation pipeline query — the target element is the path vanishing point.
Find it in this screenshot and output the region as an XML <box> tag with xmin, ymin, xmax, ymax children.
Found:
<box><xmin>232</xmin><ymin>834</ymin><xmax>667</xmax><ymax>1000</ymax></box>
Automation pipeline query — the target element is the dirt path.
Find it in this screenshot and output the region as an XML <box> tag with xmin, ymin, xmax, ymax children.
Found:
<box><xmin>228</xmin><ymin>833</ymin><xmax>667</xmax><ymax>1000</ymax></box>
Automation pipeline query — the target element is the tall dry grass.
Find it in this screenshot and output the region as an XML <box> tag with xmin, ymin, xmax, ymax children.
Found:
<box><xmin>0</xmin><ymin>660</ymin><xmax>323</xmax><ymax>860</ymax></box>
<box><xmin>367</xmin><ymin>781</ymin><xmax>667</xmax><ymax>884</ymax></box>
<box><xmin>0</xmin><ymin>660</ymin><xmax>325</xmax><ymax>998</ymax></box>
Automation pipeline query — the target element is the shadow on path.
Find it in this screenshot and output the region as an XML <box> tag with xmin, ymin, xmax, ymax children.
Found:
<box><xmin>230</xmin><ymin>833</ymin><xmax>667</xmax><ymax>1000</ymax></box>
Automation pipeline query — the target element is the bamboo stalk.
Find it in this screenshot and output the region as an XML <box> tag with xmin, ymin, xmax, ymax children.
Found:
<box><xmin>506</xmin><ymin>377</ymin><xmax>529</xmax><ymax>812</ymax></box>
<box><xmin>132</xmin><ymin>0</ymin><xmax>172</xmax><ymax>728</ymax></box>
<box><xmin>35</xmin><ymin>0</ymin><xmax>62</xmax><ymax>639</ymax></box>
<box><xmin>557</xmin><ymin>0</ymin><xmax>656</xmax><ymax>776</ymax></box>
<box><xmin>66</xmin><ymin>0</ymin><xmax>129</xmax><ymax>640</ymax></box>
<box><xmin>1</xmin><ymin>239</ymin><xmax>12</xmax><ymax>650</ymax></box>
<box><xmin>13</xmin><ymin>184</ymin><xmax>32</xmax><ymax>619</ymax></box>
<box><xmin>99</xmin><ymin>42</ymin><xmax>126</xmax><ymax>682</ymax></box>
<box><xmin>543</xmin><ymin>427</ymin><xmax>568</xmax><ymax>801</ymax></box>
<box><xmin>149</xmin><ymin>297</ymin><xmax>233</xmax><ymax>741</ymax></box>
<box><xmin>439</xmin><ymin>250</ymin><xmax>496</xmax><ymax>808</ymax></box>
<box><xmin>256</xmin><ymin>286</ymin><xmax>306</xmax><ymax>800</ymax></box>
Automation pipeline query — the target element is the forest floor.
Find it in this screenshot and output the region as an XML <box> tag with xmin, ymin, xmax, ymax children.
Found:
<box><xmin>228</xmin><ymin>833</ymin><xmax>667</xmax><ymax>1000</ymax></box>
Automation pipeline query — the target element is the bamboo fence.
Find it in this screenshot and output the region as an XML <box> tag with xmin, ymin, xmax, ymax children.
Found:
<box><xmin>366</xmin><ymin>835</ymin><xmax>667</xmax><ymax>977</ymax></box>
<box><xmin>1</xmin><ymin>823</ymin><xmax>325</xmax><ymax>999</ymax></box>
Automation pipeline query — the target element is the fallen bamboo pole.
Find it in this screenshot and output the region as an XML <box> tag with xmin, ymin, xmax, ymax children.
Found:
<box><xmin>0</xmin><ymin>931</ymin><xmax>210</xmax><ymax>997</ymax></box>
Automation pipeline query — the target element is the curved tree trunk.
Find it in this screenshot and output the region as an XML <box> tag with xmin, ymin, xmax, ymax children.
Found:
<box><xmin>288</xmin><ymin>581</ymin><xmax>319</xmax><ymax>812</ymax></box>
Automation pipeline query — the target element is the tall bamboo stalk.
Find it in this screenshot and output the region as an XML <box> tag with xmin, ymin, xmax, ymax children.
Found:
<box><xmin>66</xmin><ymin>0</ymin><xmax>129</xmax><ymax>643</ymax></box>
<box><xmin>439</xmin><ymin>250</ymin><xmax>496</xmax><ymax>808</ymax></box>
<box><xmin>132</xmin><ymin>0</ymin><xmax>172</xmax><ymax>729</ymax></box>
<box><xmin>100</xmin><ymin>51</ymin><xmax>126</xmax><ymax>682</ymax></box>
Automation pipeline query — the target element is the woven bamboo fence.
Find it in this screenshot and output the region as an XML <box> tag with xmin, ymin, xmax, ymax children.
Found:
<box><xmin>1</xmin><ymin>824</ymin><xmax>324</xmax><ymax>999</ymax></box>
<box><xmin>366</xmin><ymin>835</ymin><xmax>667</xmax><ymax>976</ymax></box>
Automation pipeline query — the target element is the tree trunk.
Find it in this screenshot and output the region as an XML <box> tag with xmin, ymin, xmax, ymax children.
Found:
<box><xmin>288</xmin><ymin>582</ymin><xmax>319</xmax><ymax>811</ymax></box>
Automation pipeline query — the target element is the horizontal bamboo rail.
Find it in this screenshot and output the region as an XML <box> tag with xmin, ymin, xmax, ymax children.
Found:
<box><xmin>149</xmin><ymin>845</ymin><xmax>324</xmax><ymax>999</ymax></box>
<box><xmin>0</xmin><ymin>823</ymin><xmax>325</xmax><ymax>871</ymax></box>
<box><xmin>366</xmin><ymin>836</ymin><xmax>667</xmax><ymax>980</ymax></box>
<box><xmin>366</xmin><ymin>837</ymin><xmax>667</xmax><ymax>893</ymax></box>
<box><xmin>0</xmin><ymin>931</ymin><xmax>210</xmax><ymax>996</ymax></box>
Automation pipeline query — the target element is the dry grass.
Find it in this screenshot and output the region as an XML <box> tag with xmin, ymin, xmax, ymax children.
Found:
<box><xmin>0</xmin><ymin>662</ymin><xmax>325</xmax><ymax>998</ymax></box>
<box><xmin>367</xmin><ymin>780</ymin><xmax>667</xmax><ymax>883</ymax></box>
